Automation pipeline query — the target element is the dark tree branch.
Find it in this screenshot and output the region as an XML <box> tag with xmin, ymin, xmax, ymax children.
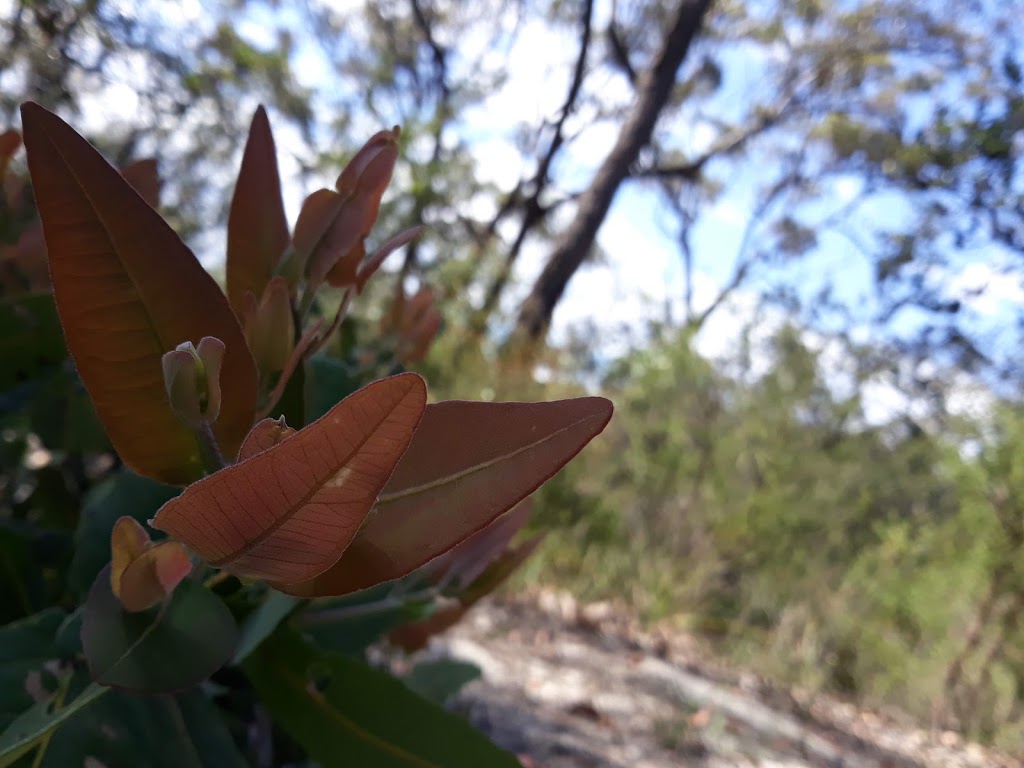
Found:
<box><xmin>400</xmin><ymin>0</ymin><xmax>453</xmax><ymax>284</ymax></box>
<box><xmin>468</xmin><ymin>0</ymin><xmax>595</xmax><ymax>334</ymax></box>
<box><xmin>607</xmin><ymin>24</ymin><xmax>636</xmax><ymax>84</ymax></box>
<box><xmin>514</xmin><ymin>0</ymin><xmax>715</xmax><ymax>343</ymax></box>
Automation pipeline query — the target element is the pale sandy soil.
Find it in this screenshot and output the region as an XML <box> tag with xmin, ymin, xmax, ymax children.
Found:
<box><xmin>413</xmin><ymin>590</ymin><xmax>1022</xmax><ymax>768</ymax></box>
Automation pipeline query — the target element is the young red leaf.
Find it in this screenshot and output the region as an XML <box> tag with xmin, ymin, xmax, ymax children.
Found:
<box><xmin>226</xmin><ymin>106</ymin><xmax>290</xmax><ymax>319</ymax></box>
<box><xmin>110</xmin><ymin>516</ymin><xmax>192</xmax><ymax>613</ymax></box>
<box><xmin>150</xmin><ymin>373</ymin><xmax>427</xmax><ymax>584</ymax></box>
<box><xmin>276</xmin><ymin>396</ymin><xmax>612</xmax><ymax>597</ymax></box>
<box><xmin>241</xmin><ymin>276</ymin><xmax>294</xmax><ymax>376</ymax></box>
<box><xmin>19</xmin><ymin>102</ymin><xmax>258</xmax><ymax>484</ymax></box>
<box><xmin>291</xmin><ymin>188</ymin><xmax>344</xmax><ymax>257</ymax></box>
<box><xmin>289</xmin><ymin>128</ymin><xmax>400</xmax><ymax>291</ymax></box>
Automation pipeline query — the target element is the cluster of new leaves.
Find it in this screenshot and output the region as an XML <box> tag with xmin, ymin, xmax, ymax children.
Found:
<box><xmin>0</xmin><ymin>103</ymin><xmax>611</xmax><ymax>766</ymax></box>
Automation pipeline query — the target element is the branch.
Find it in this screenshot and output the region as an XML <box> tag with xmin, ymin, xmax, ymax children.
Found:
<box><xmin>633</xmin><ymin>97</ymin><xmax>795</xmax><ymax>182</ymax></box>
<box><xmin>469</xmin><ymin>0</ymin><xmax>595</xmax><ymax>334</ymax></box>
<box><xmin>514</xmin><ymin>0</ymin><xmax>716</xmax><ymax>343</ymax></box>
<box><xmin>689</xmin><ymin>168</ymin><xmax>799</xmax><ymax>332</ymax></box>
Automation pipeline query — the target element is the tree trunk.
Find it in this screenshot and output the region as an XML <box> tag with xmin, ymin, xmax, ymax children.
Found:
<box><xmin>513</xmin><ymin>0</ymin><xmax>715</xmax><ymax>343</ymax></box>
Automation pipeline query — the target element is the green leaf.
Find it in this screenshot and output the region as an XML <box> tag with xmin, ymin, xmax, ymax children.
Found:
<box><xmin>0</xmin><ymin>294</ymin><xmax>66</xmax><ymax>393</ymax></box>
<box><xmin>0</xmin><ymin>680</ymin><xmax>107</xmax><ymax>768</ymax></box>
<box><xmin>232</xmin><ymin>590</ymin><xmax>299</xmax><ymax>664</ymax></box>
<box><xmin>305</xmin><ymin>354</ymin><xmax>361</xmax><ymax>422</ymax></box>
<box><xmin>300</xmin><ymin>583</ymin><xmax>427</xmax><ymax>656</ymax></box>
<box><xmin>403</xmin><ymin>659</ymin><xmax>481</xmax><ymax>706</ymax></box>
<box><xmin>274</xmin><ymin>355</ymin><xmax>306</xmax><ymax>428</ymax></box>
<box><xmin>8</xmin><ymin>679</ymin><xmax>246</xmax><ymax>768</ymax></box>
<box><xmin>53</xmin><ymin>609</ymin><xmax>82</xmax><ymax>659</ymax></box>
<box><xmin>28</xmin><ymin>371</ymin><xmax>109</xmax><ymax>454</ymax></box>
<box><xmin>0</xmin><ymin>609</ymin><xmax>64</xmax><ymax>730</ymax></box>
<box><xmin>68</xmin><ymin>468</ymin><xmax>181</xmax><ymax>599</ymax></box>
<box><xmin>0</xmin><ymin>527</ymin><xmax>44</xmax><ymax>624</ymax></box>
<box><xmin>244</xmin><ymin>629</ymin><xmax>519</xmax><ymax>767</ymax></box>
<box><xmin>81</xmin><ymin>564</ymin><xmax>238</xmax><ymax>692</ymax></box>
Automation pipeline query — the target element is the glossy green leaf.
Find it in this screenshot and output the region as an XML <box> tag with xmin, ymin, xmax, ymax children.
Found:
<box><xmin>20</xmin><ymin>102</ymin><xmax>258</xmax><ymax>485</ymax></box>
<box><xmin>68</xmin><ymin>468</ymin><xmax>180</xmax><ymax>599</ymax></box>
<box><xmin>280</xmin><ymin>397</ymin><xmax>612</xmax><ymax>596</ymax></box>
<box><xmin>226</xmin><ymin>106</ymin><xmax>290</xmax><ymax>319</ymax></box>
<box><xmin>81</xmin><ymin>564</ymin><xmax>237</xmax><ymax>692</ymax></box>
<box><xmin>243</xmin><ymin>628</ymin><xmax>519</xmax><ymax>767</ymax></box>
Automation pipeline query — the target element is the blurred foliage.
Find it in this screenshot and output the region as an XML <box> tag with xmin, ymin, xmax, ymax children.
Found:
<box><xmin>525</xmin><ymin>320</ymin><xmax>1024</xmax><ymax>751</ymax></box>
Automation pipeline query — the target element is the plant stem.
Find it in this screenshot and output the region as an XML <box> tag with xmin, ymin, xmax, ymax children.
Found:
<box><xmin>195</xmin><ymin>420</ymin><xmax>228</xmax><ymax>473</ymax></box>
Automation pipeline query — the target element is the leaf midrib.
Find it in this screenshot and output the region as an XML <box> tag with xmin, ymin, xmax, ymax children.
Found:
<box><xmin>376</xmin><ymin>410</ymin><xmax>606</xmax><ymax>507</ymax></box>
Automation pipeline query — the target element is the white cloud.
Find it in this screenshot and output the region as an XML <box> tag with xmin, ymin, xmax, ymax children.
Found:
<box><xmin>946</xmin><ymin>260</ymin><xmax>1024</xmax><ymax>316</ymax></box>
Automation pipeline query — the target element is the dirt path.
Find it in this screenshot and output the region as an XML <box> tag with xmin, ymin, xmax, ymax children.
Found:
<box><xmin>417</xmin><ymin>590</ymin><xmax>1021</xmax><ymax>768</ymax></box>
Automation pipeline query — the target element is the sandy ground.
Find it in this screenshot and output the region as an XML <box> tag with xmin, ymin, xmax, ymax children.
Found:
<box><xmin>412</xmin><ymin>590</ymin><xmax>1022</xmax><ymax>768</ymax></box>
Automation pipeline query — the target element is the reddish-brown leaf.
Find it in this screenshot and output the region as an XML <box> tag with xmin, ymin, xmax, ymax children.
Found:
<box><xmin>226</xmin><ymin>106</ymin><xmax>290</xmax><ymax>319</ymax></box>
<box><xmin>151</xmin><ymin>373</ymin><xmax>427</xmax><ymax>584</ymax></box>
<box><xmin>290</xmin><ymin>188</ymin><xmax>342</xmax><ymax>259</ymax></box>
<box><xmin>237</xmin><ymin>416</ymin><xmax>297</xmax><ymax>462</ymax></box>
<box><xmin>419</xmin><ymin>499</ymin><xmax>533</xmax><ymax>591</ymax></box>
<box><xmin>389</xmin><ymin>532</ymin><xmax>545</xmax><ymax>652</ymax></box>
<box><xmin>120</xmin><ymin>158</ymin><xmax>161</xmax><ymax>208</ymax></box>
<box><xmin>110</xmin><ymin>516</ymin><xmax>192</xmax><ymax>613</ymax></box>
<box><xmin>276</xmin><ymin>397</ymin><xmax>612</xmax><ymax>597</ymax></box>
<box><xmin>20</xmin><ymin>102</ymin><xmax>258</xmax><ymax>484</ymax></box>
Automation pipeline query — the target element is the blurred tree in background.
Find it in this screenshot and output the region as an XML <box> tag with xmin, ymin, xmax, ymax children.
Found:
<box><xmin>3</xmin><ymin>0</ymin><xmax>1024</xmax><ymax>751</ymax></box>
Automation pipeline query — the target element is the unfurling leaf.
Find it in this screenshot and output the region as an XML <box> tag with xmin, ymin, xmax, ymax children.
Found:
<box><xmin>226</xmin><ymin>106</ymin><xmax>290</xmax><ymax>319</ymax></box>
<box><xmin>19</xmin><ymin>102</ymin><xmax>258</xmax><ymax>485</ymax></box>
<box><xmin>110</xmin><ymin>516</ymin><xmax>192</xmax><ymax>612</ymax></box>
<box><xmin>277</xmin><ymin>396</ymin><xmax>613</xmax><ymax>597</ymax></box>
<box><xmin>150</xmin><ymin>373</ymin><xmax>427</xmax><ymax>584</ymax></box>
<box><xmin>288</xmin><ymin>128</ymin><xmax>400</xmax><ymax>291</ymax></box>
<box><xmin>161</xmin><ymin>336</ymin><xmax>226</xmax><ymax>428</ymax></box>
<box><xmin>241</xmin><ymin>276</ymin><xmax>294</xmax><ymax>376</ymax></box>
